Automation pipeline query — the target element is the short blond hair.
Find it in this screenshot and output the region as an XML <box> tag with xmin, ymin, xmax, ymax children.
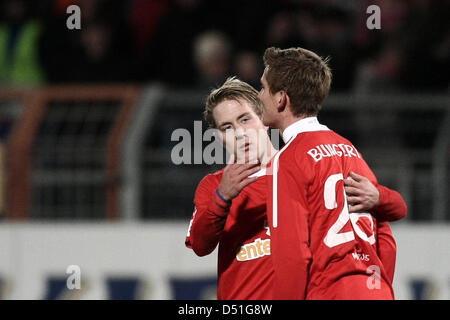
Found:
<box><xmin>204</xmin><ymin>77</ymin><xmax>263</xmax><ymax>128</ymax></box>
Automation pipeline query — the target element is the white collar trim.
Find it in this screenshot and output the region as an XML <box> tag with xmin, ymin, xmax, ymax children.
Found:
<box><xmin>248</xmin><ymin>167</ymin><xmax>267</xmax><ymax>178</ymax></box>
<box><xmin>282</xmin><ymin>117</ymin><xmax>329</xmax><ymax>143</ymax></box>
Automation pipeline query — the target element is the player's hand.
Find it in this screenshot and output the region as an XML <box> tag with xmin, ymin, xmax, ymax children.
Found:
<box><xmin>344</xmin><ymin>171</ymin><xmax>380</xmax><ymax>213</ymax></box>
<box><xmin>218</xmin><ymin>154</ymin><xmax>261</xmax><ymax>201</ymax></box>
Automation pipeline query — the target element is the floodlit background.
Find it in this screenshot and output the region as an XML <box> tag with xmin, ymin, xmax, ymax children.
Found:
<box><xmin>0</xmin><ymin>0</ymin><xmax>448</xmax><ymax>299</ymax></box>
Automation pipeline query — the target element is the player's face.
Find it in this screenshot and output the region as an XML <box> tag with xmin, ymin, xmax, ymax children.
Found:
<box><xmin>213</xmin><ymin>99</ymin><xmax>267</xmax><ymax>163</ymax></box>
<box><xmin>258</xmin><ymin>69</ymin><xmax>278</xmax><ymax>128</ymax></box>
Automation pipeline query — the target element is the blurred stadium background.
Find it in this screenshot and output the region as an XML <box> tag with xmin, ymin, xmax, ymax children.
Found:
<box><xmin>0</xmin><ymin>0</ymin><xmax>448</xmax><ymax>299</ymax></box>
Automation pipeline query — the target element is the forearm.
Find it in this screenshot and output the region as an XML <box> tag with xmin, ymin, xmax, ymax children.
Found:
<box><xmin>189</xmin><ymin>191</ymin><xmax>230</xmax><ymax>256</ymax></box>
<box><xmin>377</xmin><ymin>221</ymin><xmax>397</xmax><ymax>284</ymax></box>
<box><xmin>372</xmin><ymin>185</ymin><xmax>407</xmax><ymax>222</ymax></box>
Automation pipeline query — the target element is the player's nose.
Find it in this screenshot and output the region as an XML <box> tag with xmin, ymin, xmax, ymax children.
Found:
<box><xmin>234</xmin><ymin>127</ymin><xmax>246</xmax><ymax>140</ymax></box>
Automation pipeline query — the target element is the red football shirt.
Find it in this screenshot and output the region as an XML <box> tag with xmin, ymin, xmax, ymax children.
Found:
<box><xmin>186</xmin><ymin>161</ymin><xmax>405</xmax><ymax>299</ymax></box>
<box><xmin>185</xmin><ymin>168</ymin><xmax>273</xmax><ymax>300</ymax></box>
<box><xmin>267</xmin><ymin>117</ymin><xmax>406</xmax><ymax>300</ymax></box>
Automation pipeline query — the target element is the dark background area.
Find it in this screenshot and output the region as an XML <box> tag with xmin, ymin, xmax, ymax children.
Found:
<box><xmin>0</xmin><ymin>0</ymin><xmax>448</xmax><ymax>92</ymax></box>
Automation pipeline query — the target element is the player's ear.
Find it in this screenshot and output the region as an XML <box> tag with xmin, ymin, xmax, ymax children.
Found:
<box><xmin>276</xmin><ymin>90</ymin><xmax>287</xmax><ymax>112</ymax></box>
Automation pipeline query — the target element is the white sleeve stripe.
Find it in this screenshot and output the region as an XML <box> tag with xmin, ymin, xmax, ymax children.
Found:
<box><xmin>186</xmin><ymin>207</ymin><xmax>197</xmax><ymax>237</ymax></box>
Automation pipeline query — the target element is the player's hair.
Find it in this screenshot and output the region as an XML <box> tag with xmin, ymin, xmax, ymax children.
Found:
<box><xmin>204</xmin><ymin>77</ymin><xmax>263</xmax><ymax>128</ymax></box>
<box><xmin>263</xmin><ymin>47</ymin><xmax>332</xmax><ymax>117</ymax></box>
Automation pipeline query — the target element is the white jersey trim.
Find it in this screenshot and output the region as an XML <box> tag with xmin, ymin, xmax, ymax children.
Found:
<box><xmin>273</xmin><ymin>117</ymin><xmax>329</xmax><ymax>229</ymax></box>
<box><xmin>272</xmin><ymin>137</ymin><xmax>297</xmax><ymax>228</ymax></box>
<box><xmin>249</xmin><ymin>167</ymin><xmax>267</xmax><ymax>178</ymax></box>
<box><xmin>282</xmin><ymin>117</ymin><xmax>329</xmax><ymax>143</ymax></box>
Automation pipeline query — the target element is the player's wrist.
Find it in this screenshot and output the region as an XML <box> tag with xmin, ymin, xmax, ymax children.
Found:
<box><xmin>216</xmin><ymin>188</ymin><xmax>232</xmax><ymax>204</ymax></box>
<box><xmin>374</xmin><ymin>186</ymin><xmax>382</xmax><ymax>208</ymax></box>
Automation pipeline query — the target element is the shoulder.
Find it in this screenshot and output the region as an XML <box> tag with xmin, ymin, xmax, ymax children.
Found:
<box><xmin>290</xmin><ymin>130</ymin><xmax>354</xmax><ymax>155</ymax></box>
<box><xmin>195</xmin><ymin>169</ymin><xmax>223</xmax><ymax>194</ymax></box>
<box><xmin>279</xmin><ymin>134</ymin><xmax>314</xmax><ymax>163</ymax></box>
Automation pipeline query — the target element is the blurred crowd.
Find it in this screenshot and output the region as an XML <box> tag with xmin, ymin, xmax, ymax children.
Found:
<box><xmin>0</xmin><ymin>0</ymin><xmax>448</xmax><ymax>93</ymax></box>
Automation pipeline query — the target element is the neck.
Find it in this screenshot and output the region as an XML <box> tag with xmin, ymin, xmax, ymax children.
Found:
<box><xmin>278</xmin><ymin>114</ymin><xmax>308</xmax><ymax>136</ymax></box>
<box><xmin>259</xmin><ymin>135</ymin><xmax>278</xmax><ymax>167</ymax></box>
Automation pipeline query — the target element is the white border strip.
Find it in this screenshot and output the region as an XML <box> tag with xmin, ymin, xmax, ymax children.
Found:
<box><xmin>272</xmin><ymin>136</ymin><xmax>297</xmax><ymax>228</ymax></box>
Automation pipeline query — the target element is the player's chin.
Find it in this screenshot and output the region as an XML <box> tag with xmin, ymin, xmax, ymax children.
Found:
<box><xmin>245</xmin><ymin>152</ymin><xmax>260</xmax><ymax>164</ymax></box>
<box><xmin>235</xmin><ymin>150</ymin><xmax>258</xmax><ymax>164</ymax></box>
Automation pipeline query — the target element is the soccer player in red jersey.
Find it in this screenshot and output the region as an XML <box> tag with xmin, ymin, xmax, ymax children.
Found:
<box><xmin>186</xmin><ymin>77</ymin><xmax>406</xmax><ymax>300</ymax></box>
<box><xmin>186</xmin><ymin>78</ymin><xmax>277</xmax><ymax>299</ymax></box>
<box><xmin>258</xmin><ymin>47</ymin><xmax>407</xmax><ymax>299</ymax></box>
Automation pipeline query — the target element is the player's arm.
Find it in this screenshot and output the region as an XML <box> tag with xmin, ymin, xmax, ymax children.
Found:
<box><xmin>343</xmin><ymin>172</ymin><xmax>399</xmax><ymax>285</ymax></box>
<box><xmin>344</xmin><ymin>171</ymin><xmax>407</xmax><ymax>221</ymax></box>
<box><xmin>270</xmin><ymin>154</ymin><xmax>312</xmax><ymax>300</ymax></box>
<box><xmin>185</xmin><ymin>175</ymin><xmax>229</xmax><ymax>257</ymax></box>
<box><xmin>186</xmin><ymin>162</ymin><xmax>260</xmax><ymax>256</ymax></box>
<box><xmin>372</xmin><ymin>184</ymin><xmax>407</xmax><ymax>221</ymax></box>
<box><xmin>376</xmin><ymin>221</ymin><xmax>397</xmax><ymax>285</ymax></box>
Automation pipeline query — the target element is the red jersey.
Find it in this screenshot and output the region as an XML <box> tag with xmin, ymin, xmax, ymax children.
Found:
<box><xmin>267</xmin><ymin>117</ymin><xmax>406</xmax><ymax>300</ymax></box>
<box><xmin>185</xmin><ymin>168</ymin><xmax>273</xmax><ymax>300</ymax></box>
<box><xmin>186</xmin><ymin>160</ymin><xmax>405</xmax><ymax>299</ymax></box>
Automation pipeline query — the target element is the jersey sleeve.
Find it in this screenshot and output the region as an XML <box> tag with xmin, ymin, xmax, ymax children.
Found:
<box><xmin>185</xmin><ymin>174</ymin><xmax>230</xmax><ymax>256</ymax></box>
<box><xmin>372</xmin><ymin>185</ymin><xmax>407</xmax><ymax>222</ymax></box>
<box><xmin>376</xmin><ymin>221</ymin><xmax>397</xmax><ymax>285</ymax></box>
<box><xmin>269</xmin><ymin>148</ymin><xmax>312</xmax><ymax>300</ymax></box>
